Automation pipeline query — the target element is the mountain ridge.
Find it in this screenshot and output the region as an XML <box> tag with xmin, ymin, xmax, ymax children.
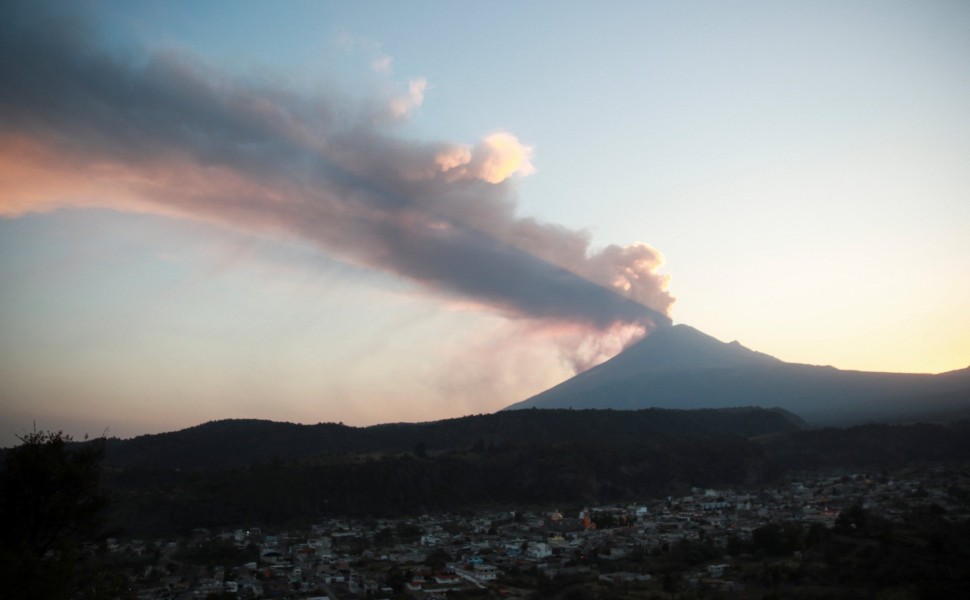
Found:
<box><xmin>94</xmin><ymin>414</ymin><xmax>970</xmax><ymax>536</ymax></box>
<box><xmin>504</xmin><ymin>323</ymin><xmax>970</xmax><ymax>425</ymax></box>
<box><xmin>99</xmin><ymin>406</ymin><xmax>803</xmax><ymax>471</ymax></box>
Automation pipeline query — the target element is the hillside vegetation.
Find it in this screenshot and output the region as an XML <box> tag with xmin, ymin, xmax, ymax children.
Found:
<box><xmin>90</xmin><ymin>409</ymin><xmax>970</xmax><ymax>537</ymax></box>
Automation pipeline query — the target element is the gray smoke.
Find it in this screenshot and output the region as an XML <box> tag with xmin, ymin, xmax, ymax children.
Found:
<box><xmin>0</xmin><ymin>4</ymin><xmax>673</xmax><ymax>334</ymax></box>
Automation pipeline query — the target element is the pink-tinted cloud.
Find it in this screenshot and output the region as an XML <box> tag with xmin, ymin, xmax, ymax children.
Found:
<box><xmin>0</xmin><ymin>4</ymin><xmax>673</xmax><ymax>363</ymax></box>
<box><xmin>387</xmin><ymin>78</ymin><xmax>429</xmax><ymax>121</ymax></box>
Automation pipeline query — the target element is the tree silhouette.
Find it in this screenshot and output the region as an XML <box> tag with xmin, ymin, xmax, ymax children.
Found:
<box><xmin>414</xmin><ymin>441</ymin><xmax>428</xmax><ymax>458</ymax></box>
<box><xmin>0</xmin><ymin>430</ymin><xmax>109</xmax><ymax>600</ymax></box>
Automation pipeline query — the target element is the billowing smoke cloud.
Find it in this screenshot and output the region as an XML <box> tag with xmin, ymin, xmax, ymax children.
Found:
<box><xmin>0</xmin><ymin>6</ymin><xmax>673</xmax><ymax>365</ymax></box>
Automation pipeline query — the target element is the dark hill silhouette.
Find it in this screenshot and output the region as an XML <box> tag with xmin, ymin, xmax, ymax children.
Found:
<box><xmin>98</xmin><ymin>416</ymin><xmax>970</xmax><ymax>536</ymax></box>
<box><xmin>504</xmin><ymin>324</ymin><xmax>970</xmax><ymax>425</ymax></box>
<box><xmin>101</xmin><ymin>407</ymin><xmax>802</xmax><ymax>470</ymax></box>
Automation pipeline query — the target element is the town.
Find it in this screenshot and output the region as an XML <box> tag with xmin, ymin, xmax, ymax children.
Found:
<box><xmin>97</xmin><ymin>462</ymin><xmax>970</xmax><ymax>599</ymax></box>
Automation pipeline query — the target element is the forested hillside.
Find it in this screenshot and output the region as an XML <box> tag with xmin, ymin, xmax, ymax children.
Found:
<box><xmin>101</xmin><ymin>407</ymin><xmax>803</xmax><ymax>470</ymax></box>
<box><xmin>89</xmin><ymin>410</ymin><xmax>970</xmax><ymax>537</ymax></box>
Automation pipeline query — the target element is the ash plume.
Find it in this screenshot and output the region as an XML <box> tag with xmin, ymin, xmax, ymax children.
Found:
<box><xmin>0</xmin><ymin>5</ymin><xmax>673</xmax><ymax>349</ymax></box>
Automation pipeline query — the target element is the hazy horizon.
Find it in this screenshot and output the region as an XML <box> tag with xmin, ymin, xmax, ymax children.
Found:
<box><xmin>2</xmin><ymin>1</ymin><xmax>968</xmax><ymax>446</ymax></box>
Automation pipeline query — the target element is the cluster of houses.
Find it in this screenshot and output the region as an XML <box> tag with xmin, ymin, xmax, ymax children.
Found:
<box><xmin>114</xmin><ymin>464</ymin><xmax>968</xmax><ymax>599</ymax></box>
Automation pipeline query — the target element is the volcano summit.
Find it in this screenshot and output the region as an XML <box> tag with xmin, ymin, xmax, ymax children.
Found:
<box><xmin>504</xmin><ymin>324</ymin><xmax>970</xmax><ymax>425</ymax></box>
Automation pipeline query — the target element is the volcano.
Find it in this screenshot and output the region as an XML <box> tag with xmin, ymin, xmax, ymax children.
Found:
<box><xmin>504</xmin><ymin>324</ymin><xmax>970</xmax><ymax>425</ymax></box>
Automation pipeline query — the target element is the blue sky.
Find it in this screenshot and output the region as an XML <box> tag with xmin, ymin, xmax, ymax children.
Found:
<box><xmin>1</xmin><ymin>1</ymin><xmax>968</xmax><ymax>443</ymax></box>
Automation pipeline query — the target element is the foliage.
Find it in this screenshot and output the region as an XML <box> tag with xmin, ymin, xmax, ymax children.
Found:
<box><xmin>105</xmin><ymin>437</ymin><xmax>776</xmax><ymax>535</ymax></box>
<box><xmin>100</xmin><ymin>407</ymin><xmax>801</xmax><ymax>470</ymax></box>
<box><xmin>759</xmin><ymin>422</ymin><xmax>970</xmax><ymax>471</ymax></box>
<box><xmin>98</xmin><ymin>418</ymin><xmax>970</xmax><ymax>537</ymax></box>
<box><xmin>173</xmin><ymin>539</ymin><xmax>258</xmax><ymax>566</ymax></box>
<box><xmin>751</xmin><ymin>522</ymin><xmax>805</xmax><ymax>556</ymax></box>
<box><xmin>0</xmin><ymin>430</ymin><xmax>113</xmax><ymax>600</ymax></box>
<box><xmin>424</xmin><ymin>547</ymin><xmax>452</xmax><ymax>572</ymax></box>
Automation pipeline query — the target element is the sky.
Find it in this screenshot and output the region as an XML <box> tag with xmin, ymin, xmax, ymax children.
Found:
<box><xmin>1</xmin><ymin>1</ymin><xmax>968</xmax><ymax>445</ymax></box>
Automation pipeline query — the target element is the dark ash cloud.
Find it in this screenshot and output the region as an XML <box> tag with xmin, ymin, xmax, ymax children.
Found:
<box><xmin>0</xmin><ymin>4</ymin><xmax>673</xmax><ymax>335</ymax></box>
